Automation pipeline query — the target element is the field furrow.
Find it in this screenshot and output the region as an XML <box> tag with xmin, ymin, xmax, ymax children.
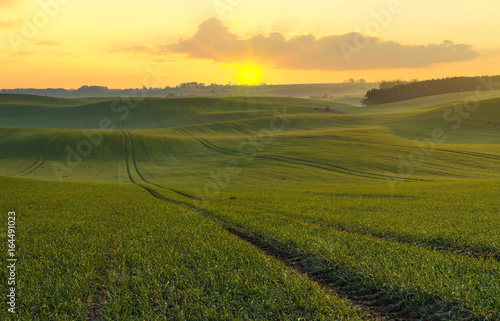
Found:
<box><xmin>145</xmin><ymin>99</ymin><xmax>163</xmax><ymax>128</ymax></box>
<box><xmin>21</xmin><ymin>133</ymin><xmax>62</xmax><ymax>176</ymax></box>
<box><xmin>435</xmin><ymin>148</ymin><xmax>500</xmax><ymax>161</ymax></box>
<box><xmin>298</xmin><ymin>215</ymin><xmax>500</xmax><ymax>261</ymax></box>
<box><xmin>1</xmin><ymin>94</ymin><xmax>499</xmax><ymax>319</ymax></box>
<box><xmin>102</xmin><ymin>172</ymin><xmax>390</xmax><ymax>319</ymax></box>
<box><xmin>225</xmin><ymin>122</ymin><xmax>252</xmax><ymax>135</ymax></box>
<box><xmin>258</xmin><ymin>154</ymin><xmax>409</xmax><ymax>181</ymax></box>
<box><xmin>14</xmin><ymin>133</ymin><xmax>61</xmax><ymax>176</ymax></box>
<box><xmin>178</xmin><ymin>133</ymin><xmax>418</xmax><ymax>182</ymax></box>
<box><xmin>200</xmin><ymin>203</ymin><xmax>500</xmax><ymax>319</ymax></box>
<box><xmin>222</xmin><ymin>226</ymin><xmax>429</xmax><ymax>321</ymax></box>
<box><xmin>125</xmin><ymin>130</ymin><xmax>199</xmax><ymax>200</ymax></box>
<box><xmin>0</xmin><ymin>128</ymin><xmax>21</xmax><ymax>139</ymax></box>
<box><xmin>86</xmin><ymin>231</ymin><xmax>121</xmax><ymax>320</ymax></box>
<box><xmin>83</xmin><ymin>105</ymin><xmax>92</xmax><ymax>129</ymax></box>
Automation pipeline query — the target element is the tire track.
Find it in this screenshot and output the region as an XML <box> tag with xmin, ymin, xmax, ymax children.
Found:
<box><xmin>435</xmin><ymin>148</ymin><xmax>500</xmax><ymax>161</ymax></box>
<box><xmin>259</xmin><ymin>154</ymin><xmax>407</xmax><ymax>181</ymax></box>
<box><xmin>219</xmin><ymin>225</ymin><xmax>470</xmax><ymax>321</ymax></box>
<box><xmin>225</xmin><ymin>122</ymin><xmax>252</xmax><ymax>135</ymax></box>
<box><xmin>122</xmin><ymin>130</ymin><xmax>134</xmax><ymax>182</ymax></box>
<box><xmin>120</xmin><ymin>108</ymin><xmax>181</xmax><ymax>198</ymax></box>
<box><xmin>21</xmin><ymin>133</ymin><xmax>61</xmax><ymax>176</ymax></box>
<box><xmin>124</xmin><ymin>130</ymin><xmax>199</xmax><ymax>200</ymax></box>
<box><xmin>172</xmin><ymin>127</ymin><xmax>230</xmax><ymax>161</ymax></box>
<box><xmin>178</xmin><ymin>104</ymin><xmax>204</xmax><ymax>124</ymax></box>
<box><xmin>127</xmin><ymin>131</ymin><xmax>200</xmax><ymax>200</ymax></box>
<box><xmin>186</xmin><ymin>134</ymin><xmax>419</xmax><ymax>182</ymax></box>
<box><xmin>173</xmin><ymin>127</ymin><xmax>190</xmax><ymax>137</ymax></box>
<box><xmin>351</xmin><ymin>139</ymin><xmax>500</xmax><ymax>162</ymax></box>
<box><xmin>269</xmin><ymin>154</ymin><xmax>428</xmax><ymax>182</ymax></box>
<box><xmin>145</xmin><ymin>99</ymin><xmax>163</xmax><ymax>128</ymax></box>
<box><xmin>0</xmin><ymin>128</ymin><xmax>21</xmax><ymax>139</ymax></box>
<box><xmin>116</xmin><ymin>133</ymin><xmax>469</xmax><ymax>319</ymax></box>
<box><xmin>126</xmin><ymin>183</ymin><xmax>460</xmax><ymax>320</ymax></box>
<box><xmin>299</xmin><ymin>216</ymin><xmax>500</xmax><ymax>262</ymax></box>
<box><xmin>14</xmin><ymin>133</ymin><xmax>61</xmax><ymax>175</ymax></box>
<box><xmin>86</xmin><ymin>232</ymin><xmax>121</xmax><ymax>321</ymax></box>
<box><xmin>178</xmin><ymin>104</ymin><xmax>194</xmax><ymax>119</ymax></box>
<box><xmin>195</xmin><ymin>136</ymin><xmax>235</xmax><ymax>156</ymax></box>
<box><xmin>121</xmin><ymin>130</ymin><xmax>160</xmax><ymax>201</ymax></box>
<box><xmin>83</xmin><ymin>105</ymin><xmax>92</xmax><ymax>129</ymax></box>
<box><xmin>120</xmin><ymin>111</ymin><xmax>424</xmax><ymax>318</ymax></box>
<box><xmin>122</xmin><ymin>134</ymin><xmax>182</xmax><ymax>204</ymax></box>
<box><xmin>380</xmin><ymin>141</ymin><xmax>500</xmax><ymax>162</ymax></box>
<box><xmin>169</xmin><ymin>129</ymin><xmax>415</xmax><ymax>181</ymax></box>
<box><xmin>285</xmin><ymin>122</ymin><xmax>303</xmax><ymax>131</ymax></box>
<box><xmin>174</xmin><ymin>125</ymin><xmax>423</xmax><ymax>182</ymax></box>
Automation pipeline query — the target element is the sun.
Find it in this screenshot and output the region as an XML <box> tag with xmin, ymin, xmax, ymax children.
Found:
<box><xmin>236</xmin><ymin>65</ymin><xmax>263</xmax><ymax>85</ymax></box>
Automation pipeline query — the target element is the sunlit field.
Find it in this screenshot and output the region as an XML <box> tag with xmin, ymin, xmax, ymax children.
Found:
<box><xmin>0</xmin><ymin>92</ymin><xmax>499</xmax><ymax>320</ymax></box>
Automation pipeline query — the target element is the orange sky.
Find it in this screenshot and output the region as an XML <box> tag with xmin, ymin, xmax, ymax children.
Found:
<box><xmin>1</xmin><ymin>0</ymin><xmax>499</xmax><ymax>88</ymax></box>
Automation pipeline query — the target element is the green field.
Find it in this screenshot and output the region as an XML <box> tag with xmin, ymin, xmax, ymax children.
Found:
<box><xmin>0</xmin><ymin>92</ymin><xmax>499</xmax><ymax>320</ymax></box>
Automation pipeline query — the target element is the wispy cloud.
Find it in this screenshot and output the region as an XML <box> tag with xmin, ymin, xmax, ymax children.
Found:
<box><xmin>0</xmin><ymin>19</ymin><xmax>22</xmax><ymax>29</ymax></box>
<box><xmin>1</xmin><ymin>50</ymin><xmax>35</xmax><ymax>63</ymax></box>
<box><xmin>0</xmin><ymin>0</ymin><xmax>21</xmax><ymax>8</ymax></box>
<box><xmin>112</xmin><ymin>45</ymin><xmax>151</xmax><ymax>53</ymax></box>
<box><xmin>159</xmin><ymin>18</ymin><xmax>479</xmax><ymax>70</ymax></box>
<box><xmin>33</xmin><ymin>41</ymin><xmax>63</xmax><ymax>46</ymax></box>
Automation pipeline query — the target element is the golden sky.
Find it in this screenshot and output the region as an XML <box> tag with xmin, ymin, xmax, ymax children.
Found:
<box><xmin>0</xmin><ymin>0</ymin><xmax>499</xmax><ymax>88</ymax></box>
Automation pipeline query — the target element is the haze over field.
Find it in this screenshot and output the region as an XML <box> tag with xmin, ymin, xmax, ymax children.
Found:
<box><xmin>1</xmin><ymin>0</ymin><xmax>500</xmax><ymax>88</ymax></box>
<box><xmin>0</xmin><ymin>91</ymin><xmax>499</xmax><ymax>319</ymax></box>
<box><xmin>1</xmin><ymin>1</ymin><xmax>499</xmax><ymax>320</ymax></box>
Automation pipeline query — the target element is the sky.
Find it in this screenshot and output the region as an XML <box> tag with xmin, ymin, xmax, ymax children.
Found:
<box><xmin>0</xmin><ymin>0</ymin><xmax>499</xmax><ymax>88</ymax></box>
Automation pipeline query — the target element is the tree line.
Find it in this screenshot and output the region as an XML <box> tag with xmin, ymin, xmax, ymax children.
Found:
<box><xmin>362</xmin><ymin>76</ymin><xmax>500</xmax><ymax>106</ymax></box>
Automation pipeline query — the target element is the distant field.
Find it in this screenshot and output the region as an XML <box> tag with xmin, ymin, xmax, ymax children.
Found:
<box><xmin>1</xmin><ymin>82</ymin><xmax>377</xmax><ymax>100</ymax></box>
<box><xmin>0</xmin><ymin>92</ymin><xmax>499</xmax><ymax>320</ymax></box>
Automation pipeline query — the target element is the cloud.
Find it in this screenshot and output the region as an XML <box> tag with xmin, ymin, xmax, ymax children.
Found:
<box><xmin>0</xmin><ymin>50</ymin><xmax>35</xmax><ymax>63</ymax></box>
<box><xmin>0</xmin><ymin>0</ymin><xmax>21</xmax><ymax>8</ymax></box>
<box><xmin>161</xmin><ymin>18</ymin><xmax>479</xmax><ymax>70</ymax></box>
<box><xmin>33</xmin><ymin>41</ymin><xmax>63</xmax><ymax>46</ymax></box>
<box><xmin>0</xmin><ymin>19</ymin><xmax>22</xmax><ymax>29</ymax></box>
<box><xmin>110</xmin><ymin>45</ymin><xmax>155</xmax><ymax>55</ymax></box>
<box><xmin>116</xmin><ymin>45</ymin><xmax>151</xmax><ymax>53</ymax></box>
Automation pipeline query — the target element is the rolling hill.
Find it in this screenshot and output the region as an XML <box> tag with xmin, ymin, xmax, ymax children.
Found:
<box><xmin>0</xmin><ymin>92</ymin><xmax>499</xmax><ymax>320</ymax></box>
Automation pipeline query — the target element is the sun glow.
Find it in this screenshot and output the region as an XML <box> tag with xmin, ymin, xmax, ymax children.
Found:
<box><xmin>236</xmin><ymin>65</ymin><xmax>263</xmax><ymax>85</ymax></box>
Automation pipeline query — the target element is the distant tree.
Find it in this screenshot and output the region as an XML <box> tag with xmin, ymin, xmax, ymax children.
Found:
<box><xmin>379</xmin><ymin>80</ymin><xmax>408</xmax><ymax>90</ymax></box>
<box><xmin>362</xmin><ymin>75</ymin><xmax>500</xmax><ymax>106</ymax></box>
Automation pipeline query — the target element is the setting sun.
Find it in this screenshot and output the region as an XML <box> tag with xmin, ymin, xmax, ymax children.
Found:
<box><xmin>236</xmin><ymin>65</ymin><xmax>263</xmax><ymax>85</ymax></box>
<box><xmin>1</xmin><ymin>1</ymin><xmax>500</xmax><ymax>319</ymax></box>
